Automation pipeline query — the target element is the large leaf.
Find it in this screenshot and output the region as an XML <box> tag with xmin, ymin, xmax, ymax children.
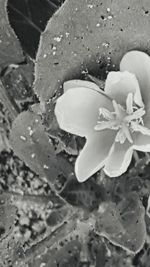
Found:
<box><xmin>10</xmin><ymin>108</ymin><xmax>77</xmax><ymax>190</ymax></box>
<box><xmin>95</xmin><ymin>193</ymin><xmax>146</xmax><ymax>254</ymax></box>
<box><xmin>34</xmin><ymin>0</ymin><xmax>150</xmax><ymax>126</ymax></box>
<box><xmin>10</xmin><ymin>109</ymin><xmax>59</xmax><ymax>183</ymax></box>
<box><xmin>0</xmin><ymin>0</ymin><xmax>24</xmax><ymax>71</ymax></box>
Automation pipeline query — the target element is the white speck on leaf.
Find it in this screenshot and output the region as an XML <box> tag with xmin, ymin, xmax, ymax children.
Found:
<box><xmin>87</xmin><ymin>4</ymin><xmax>93</xmax><ymax>9</ymax></box>
<box><xmin>28</xmin><ymin>126</ymin><xmax>34</xmax><ymax>136</ymax></box>
<box><xmin>20</xmin><ymin>135</ymin><xmax>27</xmax><ymax>141</ymax></box>
<box><xmin>54</xmin><ymin>36</ymin><xmax>63</xmax><ymax>42</ymax></box>
<box><xmin>102</xmin><ymin>42</ymin><xmax>109</xmax><ymax>47</ymax></box>
<box><xmin>31</xmin><ymin>153</ymin><xmax>35</xmax><ymax>159</ymax></box>
<box><xmin>65</xmin><ymin>32</ymin><xmax>70</xmax><ymax>37</ymax></box>
<box><xmin>43</xmin><ymin>165</ymin><xmax>49</xmax><ymax>169</ymax></box>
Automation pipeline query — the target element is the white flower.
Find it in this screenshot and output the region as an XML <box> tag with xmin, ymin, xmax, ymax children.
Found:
<box><xmin>55</xmin><ymin>51</ymin><xmax>150</xmax><ymax>182</ymax></box>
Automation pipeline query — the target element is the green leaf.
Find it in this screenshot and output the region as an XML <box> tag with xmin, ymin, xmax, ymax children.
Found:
<box><xmin>28</xmin><ymin>240</ymin><xmax>81</xmax><ymax>267</ymax></box>
<box><xmin>0</xmin><ymin>0</ymin><xmax>24</xmax><ymax>71</ymax></box>
<box><xmin>1</xmin><ymin>57</ymin><xmax>35</xmax><ymax>115</ymax></box>
<box><xmin>95</xmin><ymin>193</ymin><xmax>146</xmax><ymax>254</ymax></box>
<box><xmin>60</xmin><ymin>177</ymin><xmax>105</xmax><ymax>211</ymax></box>
<box><xmin>10</xmin><ymin>108</ymin><xmax>80</xmax><ymax>196</ymax></box>
<box><xmin>0</xmin><ymin>193</ymin><xmax>17</xmax><ymax>266</ymax></box>
<box><xmin>34</xmin><ymin>0</ymin><xmax>150</xmax><ymax>126</ymax></box>
<box><xmin>46</xmin><ymin>206</ymin><xmax>70</xmax><ymax>226</ymax></box>
<box><xmin>13</xmin><ymin>208</ymin><xmax>93</xmax><ymax>266</ymax></box>
<box><xmin>10</xmin><ymin>109</ymin><xmax>59</xmax><ymax>183</ymax></box>
<box><xmin>13</xmin><ymin>210</ymin><xmax>83</xmax><ymax>266</ymax></box>
<box><xmin>1</xmin><ymin>58</ymin><xmax>34</xmax><ymax>101</ymax></box>
<box><xmin>0</xmin><ymin>193</ymin><xmax>16</xmax><ymax>241</ymax></box>
<box><xmin>0</xmin><ymin>79</ymin><xmax>19</xmax><ymax>121</ymax></box>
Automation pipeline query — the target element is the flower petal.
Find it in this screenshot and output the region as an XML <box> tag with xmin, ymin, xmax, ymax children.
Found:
<box><xmin>120</xmin><ymin>51</ymin><xmax>150</xmax><ymax>109</ymax></box>
<box><xmin>64</xmin><ymin>79</ymin><xmax>111</xmax><ymax>100</ymax></box>
<box><xmin>133</xmin><ymin>113</ymin><xmax>150</xmax><ymax>152</ymax></box>
<box><xmin>64</xmin><ymin>79</ymin><xmax>101</xmax><ymax>92</ymax></box>
<box><xmin>75</xmin><ymin>130</ymin><xmax>116</xmax><ymax>182</ymax></box>
<box><xmin>134</xmin><ymin>137</ymin><xmax>150</xmax><ymax>152</ymax></box>
<box><xmin>103</xmin><ymin>141</ymin><xmax>133</xmax><ymax>177</ymax></box>
<box><xmin>104</xmin><ymin>71</ymin><xmax>144</xmax><ymax>107</ymax></box>
<box><xmin>55</xmin><ymin>87</ymin><xmax>112</xmax><ymax>137</ymax></box>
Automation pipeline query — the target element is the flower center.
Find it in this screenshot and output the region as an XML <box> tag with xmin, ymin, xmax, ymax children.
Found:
<box><xmin>95</xmin><ymin>93</ymin><xmax>150</xmax><ymax>144</ymax></box>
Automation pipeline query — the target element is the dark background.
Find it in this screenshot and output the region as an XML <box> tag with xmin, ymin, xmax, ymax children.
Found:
<box><xmin>7</xmin><ymin>0</ymin><xmax>65</xmax><ymax>58</ymax></box>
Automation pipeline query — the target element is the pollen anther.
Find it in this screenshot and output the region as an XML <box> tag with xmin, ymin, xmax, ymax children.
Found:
<box><xmin>95</xmin><ymin>93</ymin><xmax>150</xmax><ymax>144</ymax></box>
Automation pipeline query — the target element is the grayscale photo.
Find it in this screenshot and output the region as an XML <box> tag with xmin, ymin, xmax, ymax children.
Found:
<box><xmin>0</xmin><ymin>0</ymin><xmax>150</xmax><ymax>266</ymax></box>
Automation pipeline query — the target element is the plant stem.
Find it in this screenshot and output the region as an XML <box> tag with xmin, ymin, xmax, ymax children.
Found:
<box><xmin>133</xmin><ymin>151</ymin><xmax>140</xmax><ymax>162</ymax></box>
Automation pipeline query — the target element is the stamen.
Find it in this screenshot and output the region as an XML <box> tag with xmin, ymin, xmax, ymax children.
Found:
<box><xmin>131</xmin><ymin>122</ymin><xmax>150</xmax><ymax>136</ymax></box>
<box><xmin>94</xmin><ymin>120</ymin><xmax>117</xmax><ymax>131</ymax></box>
<box><xmin>126</xmin><ymin>93</ymin><xmax>133</xmax><ymax>114</ymax></box>
<box><xmin>115</xmin><ymin>129</ymin><xmax>126</xmax><ymax>144</ymax></box>
<box><xmin>112</xmin><ymin>100</ymin><xmax>125</xmax><ymax>120</ymax></box>
<box><xmin>112</xmin><ymin>100</ymin><xmax>121</xmax><ymax>117</ymax></box>
<box><xmin>122</xmin><ymin>123</ymin><xmax>133</xmax><ymax>143</ymax></box>
<box><xmin>95</xmin><ymin>93</ymin><xmax>147</xmax><ymax>145</ymax></box>
<box><xmin>125</xmin><ymin>108</ymin><xmax>145</xmax><ymax>122</ymax></box>
<box><xmin>99</xmin><ymin>108</ymin><xmax>114</xmax><ymax>120</ymax></box>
